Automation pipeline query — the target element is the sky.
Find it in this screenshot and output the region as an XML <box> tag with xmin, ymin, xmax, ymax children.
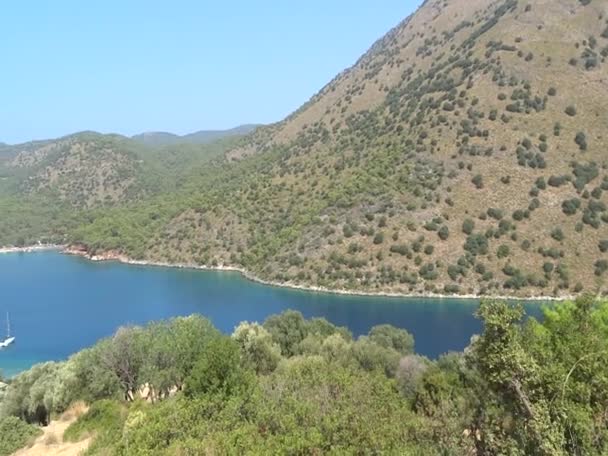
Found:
<box><xmin>0</xmin><ymin>1</ymin><xmax>421</xmax><ymax>144</ymax></box>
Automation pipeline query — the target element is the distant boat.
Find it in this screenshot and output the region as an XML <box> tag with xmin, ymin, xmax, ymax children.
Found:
<box><xmin>0</xmin><ymin>312</ymin><xmax>14</xmax><ymax>348</ymax></box>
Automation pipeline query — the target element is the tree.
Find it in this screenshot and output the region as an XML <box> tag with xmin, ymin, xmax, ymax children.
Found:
<box><xmin>473</xmin><ymin>301</ymin><xmax>563</xmax><ymax>454</ymax></box>
<box><xmin>232</xmin><ymin>322</ymin><xmax>282</xmax><ymax>375</ymax></box>
<box><xmin>352</xmin><ymin>338</ymin><xmax>401</xmax><ymax>376</ymax></box>
<box><xmin>184</xmin><ymin>337</ymin><xmax>253</xmax><ymax>398</ymax></box>
<box><xmin>263</xmin><ymin>310</ymin><xmax>308</xmax><ymax>357</ymax></box>
<box><xmin>396</xmin><ymin>355</ymin><xmax>428</xmax><ymax>398</ymax></box>
<box><xmin>368</xmin><ymin>324</ymin><xmax>415</xmax><ymax>355</ymax></box>
<box><xmin>99</xmin><ymin>327</ymin><xmax>146</xmax><ymax>401</ymax></box>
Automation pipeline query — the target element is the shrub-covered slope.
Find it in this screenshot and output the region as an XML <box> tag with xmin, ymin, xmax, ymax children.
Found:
<box><xmin>75</xmin><ymin>0</ymin><xmax>608</xmax><ymax>297</ymax></box>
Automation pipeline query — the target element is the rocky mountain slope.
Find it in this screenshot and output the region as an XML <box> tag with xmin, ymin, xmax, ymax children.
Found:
<box><xmin>8</xmin><ymin>0</ymin><xmax>608</xmax><ymax>298</ymax></box>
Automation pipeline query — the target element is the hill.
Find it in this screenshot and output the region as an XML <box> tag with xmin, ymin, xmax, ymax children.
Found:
<box><xmin>5</xmin><ymin>0</ymin><xmax>608</xmax><ymax>298</ymax></box>
<box><xmin>0</xmin><ymin>131</ymin><xmax>241</xmax><ymax>247</ymax></box>
<box><xmin>131</xmin><ymin>124</ymin><xmax>259</xmax><ymax>147</ymax></box>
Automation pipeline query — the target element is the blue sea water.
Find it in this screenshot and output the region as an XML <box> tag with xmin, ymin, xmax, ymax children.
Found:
<box><xmin>0</xmin><ymin>251</ymin><xmax>546</xmax><ymax>377</ymax></box>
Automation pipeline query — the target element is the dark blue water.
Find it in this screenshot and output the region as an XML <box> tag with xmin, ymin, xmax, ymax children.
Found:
<box><xmin>0</xmin><ymin>251</ymin><xmax>547</xmax><ymax>377</ymax></box>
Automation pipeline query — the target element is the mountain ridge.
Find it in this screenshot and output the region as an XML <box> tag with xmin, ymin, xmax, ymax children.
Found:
<box><xmin>131</xmin><ymin>124</ymin><xmax>259</xmax><ymax>147</ymax></box>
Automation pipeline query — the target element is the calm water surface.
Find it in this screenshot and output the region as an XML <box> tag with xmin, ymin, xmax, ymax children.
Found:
<box><xmin>0</xmin><ymin>251</ymin><xmax>546</xmax><ymax>377</ymax></box>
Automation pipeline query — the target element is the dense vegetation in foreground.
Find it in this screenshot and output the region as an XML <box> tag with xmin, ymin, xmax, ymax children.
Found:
<box><xmin>1</xmin><ymin>296</ymin><xmax>608</xmax><ymax>455</ymax></box>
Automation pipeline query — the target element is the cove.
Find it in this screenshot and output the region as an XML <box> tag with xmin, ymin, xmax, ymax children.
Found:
<box><xmin>0</xmin><ymin>251</ymin><xmax>546</xmax><ymax>377</ymax></box>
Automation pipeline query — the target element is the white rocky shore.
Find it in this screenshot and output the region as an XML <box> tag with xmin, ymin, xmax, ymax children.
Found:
<box><xmin>0</xmin><ymin>244</ymin><xmax>64</xmax><ymax>254</ymax></box>
<box><xmin>61</xmin><ymin>246</ymin><xmax>569</xmax><ymax>302</ymax></box>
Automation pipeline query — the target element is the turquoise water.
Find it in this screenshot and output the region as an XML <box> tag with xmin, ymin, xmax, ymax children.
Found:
<box><xmin>0</xmin><ymin>251</ymin><xmax>546</xmax><ymax>377</ymax></box>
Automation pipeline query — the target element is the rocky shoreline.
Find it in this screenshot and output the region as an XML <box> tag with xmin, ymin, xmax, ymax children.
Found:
<box><xmin>0</xmin><ymin>244</ymin><xmax>64</xmax><ymax>254</ymax></box>
<box><xmin>0</xmin><ymin>244</ymin><xmax>572</xmax><ymax>301</ymax></box>
<box><xmin>61</xmin><ymin>246</ymin><xmax>568</xmax><ymax>302</ymax></box>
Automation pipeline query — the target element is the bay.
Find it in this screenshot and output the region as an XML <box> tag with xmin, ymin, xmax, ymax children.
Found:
<box><xmin>0</xmin><ymin>251</ymin><xmax>546</xmax><ymax>377</ymax></box>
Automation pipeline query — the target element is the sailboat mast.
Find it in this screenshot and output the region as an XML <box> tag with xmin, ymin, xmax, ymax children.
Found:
<box><xmin>6</xmin><ymin>312</ymin><xmax>9</xmax><ymax>338</ymax></box>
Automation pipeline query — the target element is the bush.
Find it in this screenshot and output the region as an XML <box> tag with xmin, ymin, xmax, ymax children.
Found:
<box><xmin>562</xmin><ymin>198</ymin><xmax>581</xmax><ymax>215</ymax></box>
<box><xmin>497</xmin><ymin>245</ymin><xmax>510</xmax><ymax>259</ymax></box>
<box><xmin>232</xmin><ymin>322</ymin><xmax>281</xmax><ymax>374</ymax></box>
<box><xmin>184</xmin><ymin>337</ymin><xmax>253</xmax><ymax>398</ymax></box>
<box><xmin>575</xmin><ymin>132</ymin><xmax>588</xmax><ymax>151</ymax></box>
<box><xmin>594</xmin><ymin>260</ymin><xmax>608</xmax><ymax>276</ymax></box>
<box><xmin>368</xmin><ymin>325</ymin><xmax>414</xmax><ymax>356</ymax></box>
<box><xmin>0</xmin><ymin>417</ymin><xmax>42</xmax><ymax>456</ymax></box>
<box><xmin>438</xmin><ymin>225</ymin><xmax>450</xmax><ymax>241</ymax></box>
<box><xmin>487</xmin><ymin>208</ymin><xmax>504</xmax><ymax>220</ymax></box>
<box><xmin>373</xmin><ymin>232</ymin><xmax>385</xmax><ymax>245</ymax></box>
<box><xmin>565</xmin><ymin>105</ymin><xmax>577</xmax><ymax>117</ymax></box>
<box><xmin>551</xmin><ymin>228</ymin><xmax>565</xmax><ymax>242</ymax></box>
<box><xmin>464</xmin><ymin>234</ymin><xmax>489</xmax><ymax>256</ymax></box>
<box><xmin>472</xmin><ymin>174</ymin><xmax>484</xmax><ymax>189</ymax></box>
<box><xmin>63</xmin><ymin>400</ymin><xmax>126</xmax><ymax>453</ymax></box>
<box><xmin>462</xmin><ymin>218</ymin><xmax>475</xmax><ymax>235</ymax></box>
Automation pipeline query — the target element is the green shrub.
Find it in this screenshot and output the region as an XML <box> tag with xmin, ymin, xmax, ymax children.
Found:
<box><xmin>594</xmin><ymin>260</ymin><xmax>608</xmax><ymax>276</ymax></box>
<box><xmin>464</xmin><ymin>233</ymin><xmax>489</xmax><ymax>256</ymax></box>
<box><xmin>184</xmin><ymin>337</ymin><xmax>253</xmax><ymax>398</ymax></box>
<box><xmin>0</xmin><ymin>417</ymin><xmax>42</xmax><ymax>456</ymax></box>
<box><xmin>497</xmin><ymin>245</ymin><xmax>510</xmax><ymax>258</ymax></box>
<box><xmin>551</xmin><ymin>228</ymin><xmax>565</xmax><ymax>242</ymax></box>
<box><xmin>373</xmin><ymin>232</ymin><xmax>385</xmax><ymax>244</ymax></box>
<box><xmin>472</xmin><ymin>174</ymin><xmax>484</xmax><ymax>189</ymax></box>
<box><xmin>462</xmin><ymin>218</ymin><xmax>475</xmax><ymax>235</ymax></box>
<box><xmin>562</xmin><ymin>198</ymin><xmax>581</xmax><ymax>215</ymax></box>
<box><xmin>575</xmin><ymin>132</ymin><xmax>588</xmax><ymax>151</ymax></box>
<box><xmin>438</xmin><ymin>225</ymin><xmax>450</xmax><ymax>241</ymax></box>
<box><xmin>63</xmin><ymin>400</ymin><xmax>126</xmax><ymax>452</ymax></box>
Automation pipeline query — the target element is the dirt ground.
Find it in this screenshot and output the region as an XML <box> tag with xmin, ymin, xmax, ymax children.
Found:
<box><xmin>13</xmin><ymin>403</ymin><xmax>91</xmax><ymax>456</ymax></box>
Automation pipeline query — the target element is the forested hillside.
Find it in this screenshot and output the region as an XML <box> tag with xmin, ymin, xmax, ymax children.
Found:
<box><xmin>0</xmin><ymin>132</ymin><xmax>243</xmax><ymax>247</ymax></box>
<box><xmin>73</xmin><ymin>0</ymin><xmax>608</xmax><ymax>298</ymax></box>
<box><xmin>2</xmin><ymin>0</ymin><xmax>608</xmax><ymax>298</ymax></box>
<box><xmin>2</xmin><ymin>297</ymin><xmax>608</xmax><ymax>455</ymax></box>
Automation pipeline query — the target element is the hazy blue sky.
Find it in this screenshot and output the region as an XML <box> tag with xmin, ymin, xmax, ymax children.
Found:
<box><xmin>0</xmin><ymin>1</ymin><xmax>421</xmax><ymax>144</ymax></box>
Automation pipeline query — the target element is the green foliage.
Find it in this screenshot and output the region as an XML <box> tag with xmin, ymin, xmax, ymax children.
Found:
<box><xmin>0</xmin><ymin>416</ymin><xmax>42</xmax><ymax>456</ymax></box>
<box><xmin>497</xmin><ymin>244</ymin><xmax>510</xmax><ymax>258</ymax></box>
<box><xmin>368</xmin><ymin>324</ymin><xmax>414</xmax><ymax>355</ymax></box>
<box><xmin>263</xmin><ymin>310</ymin><xmax>308</xmax><ymax>357</ymax></box>
<box><xmin>472</xmin><ymin>174</ymin><xmax>484</xmax><ymax>189</ymax></box>
<box><xmin>464</xmin><ymin>233</ymin><xmax>489</xmax><ymax>256</ymax></box>
<box><xmin>8</xmin><ymin>300</ymin><xmax>608</xmax><ymax>454</ymax></box>
<box><xmin>63</xmin><ymin>400</ymin><xmax>127</xmax><ymax>454</ymax></box>
<box><xmin>575</xmin><ymin>132</ymin><xmax>588</xmax><ymax>151</ymax></box>
<box><xmin>184</xmin><ymin>336</ymin><xmax>254</xmax><ymax>398</ymax></box>
<box><xmin>462</xmin><ymin>218</ymin><xmax>475</xmax><ymax>235</ymax></box>
<box><xmin>232</xmin><ymin>322</ymin><xmax>281</xmax><ymax>374</ymax></box>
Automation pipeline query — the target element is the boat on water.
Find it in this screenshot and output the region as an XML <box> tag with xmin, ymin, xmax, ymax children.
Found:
<box><xmin>0</xmin><ymin>312</ymin><xmax>15</xmax><ymax>348</ymax></box>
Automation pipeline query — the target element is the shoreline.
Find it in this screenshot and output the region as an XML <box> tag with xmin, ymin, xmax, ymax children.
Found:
<box><xmin>61</xmin><ymin>246</ymin><xmax>568</xmax><ymax>302</ymax></box>
<box><xmin>0</xmin><ymin>244</ymin><xmax>571</xmax><ymax>301</ymax></box>
<box><xmin>0</xmin><ymin>244</ymin><xmax>65</xmax><ymax>255</ymax></box>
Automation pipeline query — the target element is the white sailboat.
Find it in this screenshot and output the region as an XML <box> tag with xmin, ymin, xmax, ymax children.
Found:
<box><xmin>0</xmin><ymin>312</ymin><xmax>15</xmax><ymax>348</ymax></box>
